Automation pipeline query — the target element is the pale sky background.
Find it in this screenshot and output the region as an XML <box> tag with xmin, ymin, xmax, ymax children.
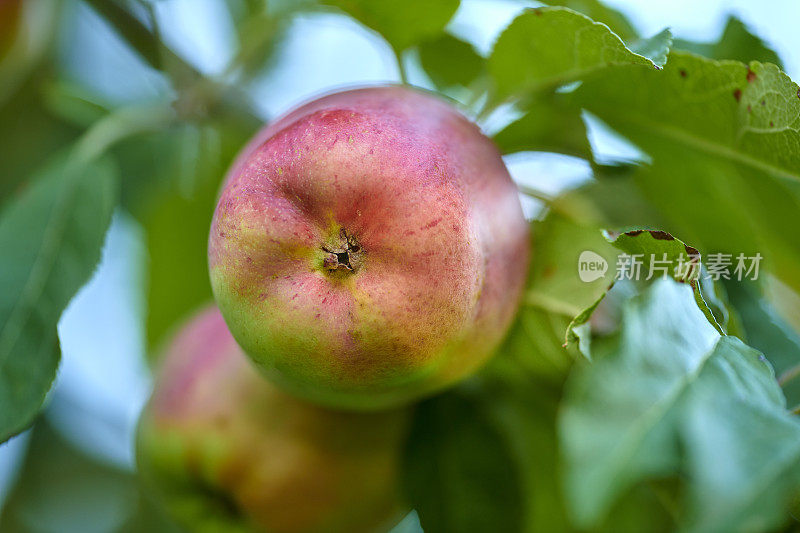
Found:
<box><xmin>1</xmin><ymin>0</ymin><xmax>799</xmax><ymax>513</ymax></box>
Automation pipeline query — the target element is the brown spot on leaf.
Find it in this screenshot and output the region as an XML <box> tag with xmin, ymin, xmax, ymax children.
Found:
<box><xmin>649</xmin><ymin>230</ymin><xmax>674</xmax><ymax>241</ymax></box>
<box><xmin>733</xmin><ymin>88</ymin><xmax>742</xmax><ymax>102</ymax></box>
<box><xmin>533</xmin><ymin>8</ymin><xmax>542</xmax><ymax>16</ymax></box>
<box><xmin>625</xmin><ymin>230</ymin><xmax>644</xmax><ymax>236</ymax></box>
<box><xmin>747</xmin><ymin>68</ymin><xmax>756</xmax><ymax>83</ymax></box>
<box><xmin>770</xmin><ymin>121</ymin><xmax>774</xmax><ymax>127</ymax></box>
<box><xmin>685</xmin><ymin>245</ymin><xmax>700</xmax><ymax>258</ymax></box>
<box><xmin>747</xmin><ymin>104</ymin><xmax>751</xmax><ymax>113</ymax></box>
<box><xmin>679</xmin><ymin>69</ymin><xmax>687</xmax><ymax>78</ymax></box>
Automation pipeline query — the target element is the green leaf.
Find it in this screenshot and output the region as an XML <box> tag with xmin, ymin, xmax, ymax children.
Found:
<box><xmin>674</xmin><ymin>17</ymin><xmax>782</xmax><ymax>67</ymax></box>
<box><xmin>526</xmin><ymin>212</ymin><xmax>616</xmax><ymax>319</ymax></box>
<box><xmin>578</xmin><ymin>53</ymin><xmax>800</xmax><ymax>182</ymax></box>
<box><xmin>477</xmin><ymin>368</ymin><xmax>572</xmax><ymax>532</ymax></box>
<box><xmin>41</xmin><ymin>79</ymin><xmax>110</xmax><ymax>129</ymax></box>
<box><xmin>0</xmin><ymin>70</ymin><xmax>82</xmax><ymax>203</ymax></box>
<box><xmin>724</xmin><ymin>280</ymin><xmax>800</xmax><ymax>407</ymax></box>
<box><xmin>402</xmin><ymin>391</ymin><xmax>524</xmax><ymax>533</ymax></box>
<box><xmin>560</xmin><ymin>278</ymin><xmax>800</xmax><ymax>530</ymax></box>
<box><xmin>418</xmin><ymin>33</ymin><xmax>484</xmax><ymax>90</ymax></box>
<box><xmin>610</xmin><ymin>229</ymin><xmax>722</xmax><ymax>332</ymax></box>
<box><xmin>695</xmin><ymin>273</ymin><xmax>745</xmax><ymax>338</ymax></box>
<box><xmin>495</xmin><ymin>210</ymin><xmax>616</xmax><ymax>380</ymax></box>
<box><xmin>765</xmin><ymin>277</ymin><xmax>800</xmax><ymax>335</ymax></box>
<box><xmin>321</xmin><ymin>0</ymin><xmax>460</xmax><ymax>52</ymax></box>
<box><xmin>224</xmin><ymin>0</ymin><xmax>302</xmax><ymax>81</ymax></box>
<box><xmin>0</xmin><ymin>422</ymin><xmax>180</xmax><ymax>532</ymax></box>
<box><xmin>229</xmin><ymin>13</ymin><xmax>285</xmax><ymax>78</ymax></box>
<box><xmin>497</xmin><ymin>306</ymin><xmax>577</xmax><ymax>383</ymax></box>
<box><xmin>565</xmin><ymin>228</ymin><xmax>724</xmax><ymax>351</ymax></box>
<box><xmin>141</xmin><ymin>182</ymin><xmax>219</xmax><ymax>353</ymax></box>
<box><xmin>505</xmin><ymin>209</ymin><xmax>715</xmax><ymax>381</ymax></box>
<box><xmin>0</xmin><ymin>152</ymin><xmax>118</xmax><ymax>443</ymax></box>
<box><xmin>574</xmin><ymin>52</ymin><xmax>800</xmax><ymax>294</ymax></box>
<box><xmin>524</xmin><ymin>196</ymin><xmax>729</xmax><ymax>361</ymax></box>
<box><xmin>488</xmin><ymin>7</ymin><xmax>656</xmax><ymax>103</ymax></box>
<box><xmin>551</xmin><ymin>165</ymin><xmax>668</xmax><ymax>230</ymax></box>
<box><xmin>492</xmin><ymin>93</ymin><xmax>591</xmax><ymax>158</ymax></box>
<box><xmin>679</xmin><ymin>348</ymin><xmax>800</xmax><ymax>532</ymax></box>
<box><xmin>538</xmin><ymin>0</ymin><xmax>639</xmax><ymax>41</ymax></box>
<box><xmin>627</xmin><ymin>28</ymin><xmax>672</xmax><ymax>67</ymax></box>
<box><xmin>118</xmin><ymin>118</ymin><xmax>256</xmax><ymax>351</ymax></box>
<box><xmin>484</xmin><ymin>333</ymin><xmax>674</xmax><ymax>532</ymax></box>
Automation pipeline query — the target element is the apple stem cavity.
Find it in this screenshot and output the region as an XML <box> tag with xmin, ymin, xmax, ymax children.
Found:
<box><xmin>320</xmin><ymin>227</ymin><xmax>363</xmax><ymax>275</ymax></box>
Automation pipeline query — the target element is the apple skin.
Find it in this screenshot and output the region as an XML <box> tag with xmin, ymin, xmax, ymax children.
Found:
<box><xmin>209</xmin><ymin>86</ymin><xmax>529</xmax><ymax>409</ymax></box>
<box><xmin>137</xmin><ymin>306</ymin><xmax>410</xmax><ymax>533</ymax></box>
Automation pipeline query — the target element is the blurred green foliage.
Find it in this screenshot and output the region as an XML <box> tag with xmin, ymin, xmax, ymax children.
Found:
<box><xmin>674</xmin><ymin>16</ymin><xmax>783</xmax><ymax>67</ymax></box>
<box><xmin>487</xmin><ymin>7</ymin><xmax>659</xmax><ymax>103</ymax></box>
<box><xmin>321</xmin><ymin>0</ymin><xmax>459</xmax><ymax>53</ymax></box>
<box><xmin>1</xmin><ymin>0</ymin><xmax>800</xmax><ymax>531</ymax></box>
<box><xmin>417</xmin><ymin>34</ymin><xmax>485</xmax><ymax>91</ymax></box>
<box><xmin>1</xmin><ymin>421</ymin><xmax>180</xmax><ymax>532</ymax></box>
<box><xmin>563</xmin><ymin>280</ymin><xmax>800</xmax><ymax>531</ymax></box>
<box><xmin>0</xmin><ymin>150</ymin><xmax>118</xmax><ymax>442</ymax></box>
